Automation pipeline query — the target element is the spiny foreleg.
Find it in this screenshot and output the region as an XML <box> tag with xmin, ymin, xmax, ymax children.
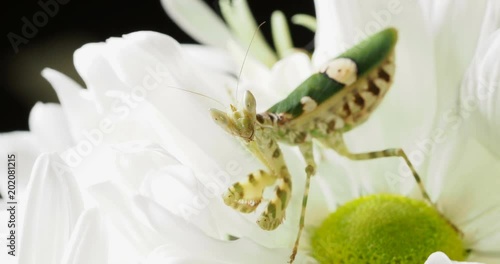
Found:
<box><xmin>223</xmin><ymin>169</ymin><xmax>276</xmax><ymax>213</ymax></box>
<box><xmin>255</xmin><ymin>143</ymin><xmax>293</xmax><ymax>231</ymax></box>
<box><xmin>222</xmin><ymin>127</ymin><xmax>293</xmax><ymax>230</ymax></box>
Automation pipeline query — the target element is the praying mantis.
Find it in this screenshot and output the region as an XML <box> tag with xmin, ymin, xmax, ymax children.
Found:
<box><xmin>209</xmin><ymin>27</ymin><xmax>432</xmax><ymax>263</ymax></box>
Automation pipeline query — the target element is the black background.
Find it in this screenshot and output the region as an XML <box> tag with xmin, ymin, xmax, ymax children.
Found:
<box><xmin>1</xmin><ymin>0</ymin><xmax>315</xmax><ymax>132</ymax></box>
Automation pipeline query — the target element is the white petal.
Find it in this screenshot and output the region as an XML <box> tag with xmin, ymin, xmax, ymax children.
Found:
<box><xmin>425</xmin><ymin>252</ymin><xmax>452</xmax><ymax>264</ymax></box>
<box><xmin>140</xmin><ymin>104</ymin><xmax>260</xmax><ymax>184</ymax></box>
<box><xmin>467</xmin><ymin>252</ymin><xmax>500</xmax><ymax>263</ymax></box>
<box><xmin>113</xmin><ymin>141</ymin><xmax>180</xmax><ymax>190</ymax></box>
<box><xmin>419</xmin><ymin>0</ymin><xmax>489</xmax><ymax>116</ymax></box>
<box><xmin>219</xmin><ymin>0</ymin><xmax>278</xmax><ymax>67</ymax></box>
<box><xmin>291</xmin><ymin>14</ymin><xmax>317</xmax><ymax>32</ymax></box>
<box><xmin>425</xmin><ymin>251</ymin><xmax>483</xmax><ymax>264</ymax></box>
<box><xmin>180</xmin><ymin>44</ymin><xmax>239</xmax><ymax>103</ymax></box>
<box><xmin>71</xmin><ymin>42</ymin><xmax>106</xmax><ymax>78</ymax></box>
<box><xmin>88</xmin><ymin>181</ymin><xmax>165</xmax><ymax>257</ymax></box>
<box><xmin>470</xmin><ymin>229</ymin><xmax>500</xmax><ymax>254</ymax></box>
<box><xmin>111</xmin><ymin>140</ymin><xmax>178</xmax><ymax>159</ymax></box>
<box><xmin>267</xmin><ymin>52</ymin><xmax>314</xmax><ymax>102</ymax></box>
<box><xmin>271</xmin><ymin>10</ymin><xmax>294</xmax><ymax>58</ymax></box>
<box><xmin>41</xmin><ymin>68</ymin><xmax>100</xmax><ymax>141</ymax></box>
<box><xmin>424</xmin><ymin>129</ymin><xmax>468</xmax><ymax>202</ymax></box>
<box><xmin>135</xmin><ymin>195</ymin><xmax>314</xmax><ymax>264</ymax></box>
<box><xmin>73</xmin><ymin>43</ymin><xmax>132</xmax><ymax>111</ymax></box>
<box><xmin>19</xmin><ymin>153</ymin><xmax>84</xmax><ymax>264</ymax></box>
<box><xmin>323</xmin><ymin>149</ymin><xmax>409</xmax><ymax>198</ymax></box>
<box><xmin>477</xmin><ymin>0</ymin><xmax>500</xmax><ymax>46</ymax></box>
<box><xmin>225</xmin><ymin>39</ymin><xmax>273</xmax><ymax>108</ymax></box>
<box><xmin>138</xmin><ymin>153</ymin><xmax>298</xmax><ymax>249</ymax></box>
<box><xmin>0</xmin><ymin>132</ymin><xmax>40</xmax><ymax>206</ymax></box>
<box><xmin>61</xmin><ymin>208</ymin><xmax>107</xmax><ymax>264</ymax></box>
<box><xmin>313</xmin><ymin>0</ymin><xmax>358</xmax><ymax>67</ymax></box>
<box><xmin>47</xmin><ymin>54</ymin><xmax>171</xmax><ymax>149</ymax></box>
<box><xmin>461</xmin><ymin>30</ymin><xmax>500</xmax><ymax>158</ymax></box>
<box><xmin>98</xmin><ymin>31</ymin><xmax>230</xmax><ymax>103</ymax></box>
<box><xmin>72</xmin><ymin>33</ymin><xmax>238</xmax><ymax>151</ymax></box>
<box><xmin>59</xmin><ymin>144</ymin><xmax>122</xmax><ymax>190</ymax></box>
<box><xmin>314</xmin><ymin>151</ymin><xmax>361</xmax><ymax>207</ymax></box>
<box><xmin>145</xmin><ymin>249</ymin><xmax>223</xmax><ymax>264</ymax></box>
<box><xmin>182</xmin><ymin>44</ymin><xmax>237</xmax><ymax>75</ymax></box>
<box><xmin>145</xmin><ymin>244</ymin><xmax>317</xmax><ymax>264</ymax></box>
<box><xmin>428</xmin><ymin>136</ymin><xmax>500</xmax><ymax>252</ymax></box>
<box><xmin>29</xmin><ymin>102</ymin><xmax>74</xmax><ymax>152</ymax></box>
<box><xmin>82</xmin><ymin>31</ymin><xmax>262</xmax><ymax>182</ymax></box>
<box><xmin>161</xmin><ymin>0</ymin><xmax>234</xmax><ymax>48</ymax></box>
<box><xmin>139</xmin><ymin>164</ymin><xmax>222</xmax><ymax>238</ymax></box>
<box><xmin>0</xmin><ymin>246</ymin><xmax>15</xmax><ymax>264</ymax></box>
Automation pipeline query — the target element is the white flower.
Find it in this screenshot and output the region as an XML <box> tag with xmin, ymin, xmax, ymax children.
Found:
<box><xmin>425</xmin><ymin>252</ymin><xmax>483</xmax><ymax>264</ymax></box>
<box><xmin>0</xmin><ymin>152</ymin><xmax>107</xmax><ymax>264</ymax></box>
<box><xmin>1</xmin><ymin>0</ymin><xmax>500</xmax><ymax>263</ymax></box>
<box><xmin>160</xmin><ymin>0</ymin><xmax>500</xmax><ymax>262</ymax></box>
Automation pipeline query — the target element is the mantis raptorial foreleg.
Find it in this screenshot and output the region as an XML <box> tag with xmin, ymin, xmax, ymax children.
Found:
<box><xmin>223</xmin><ymin>169</ymin><xmax>276</xmax><ymax>213</ymax></box>
<box><xmin>222</xmin><ymin>126</ymin><xmax>293</xmax><ymax>231</ymax></box>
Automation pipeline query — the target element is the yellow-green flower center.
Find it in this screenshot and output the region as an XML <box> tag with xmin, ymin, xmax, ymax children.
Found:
<box><xmin>311</xmin><ymin>194</ymin><xmax>467</xmax><ymax>263</ymax></box>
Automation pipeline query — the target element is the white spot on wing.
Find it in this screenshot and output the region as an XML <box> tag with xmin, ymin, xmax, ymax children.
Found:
<box><xmin>300</xmin><ymin>96</ymin><xmax>318</xmax><ymax>113</ymax></box>
<box><xmin>320</xmin><ymin>58</ymin><xmax>358</xmax><ymax>86</ymax></box>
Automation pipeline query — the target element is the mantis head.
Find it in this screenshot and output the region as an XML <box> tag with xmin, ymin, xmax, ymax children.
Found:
<box><xmin>209</xmin><ymin>90</ymin><xmax>257</xmax><ymax>142</ymax></box>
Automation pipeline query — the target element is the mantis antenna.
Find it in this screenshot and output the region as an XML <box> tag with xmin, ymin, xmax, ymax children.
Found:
<box><xmin>234</xmin><ymin>21</ymin><xmax>267</xmax><ymax>101</ymax></box>
<box><xmin>164</xmin><ymin>85</ymin><xmax>225</xmax><ymax>108</ymax></box>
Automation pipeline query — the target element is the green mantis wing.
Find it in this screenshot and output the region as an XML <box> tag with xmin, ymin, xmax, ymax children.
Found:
<box><xmin>267</xmin><ymin>28</ymin><xmax>398</xmax><ymax>123</ymax></box>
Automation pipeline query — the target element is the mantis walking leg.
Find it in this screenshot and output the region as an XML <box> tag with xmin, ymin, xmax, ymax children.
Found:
<box><xmin>319</xmin><ymin>133</ymin><xmax>432</xmax><ymax>204</ymax></box>
<box><xmin>290</xmin><ymin>142</ymin><xmax>317</xmax><ymax>263</ymax></box>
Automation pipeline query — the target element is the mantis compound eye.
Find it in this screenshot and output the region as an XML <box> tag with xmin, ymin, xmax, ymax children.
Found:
<box><xmin>210</xmin><ymin>108</ymin><xmax>229</xmax><ymax>126</ymax></box>
<box><xmin>210</xmin><ymin>108</ymin><xmax>253</xmax><ymax>140</ymax></box>
<box><xmin>243</xmin><ymin>90</ymin><xmax>256</xmax><ymax>114</ymax></box>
